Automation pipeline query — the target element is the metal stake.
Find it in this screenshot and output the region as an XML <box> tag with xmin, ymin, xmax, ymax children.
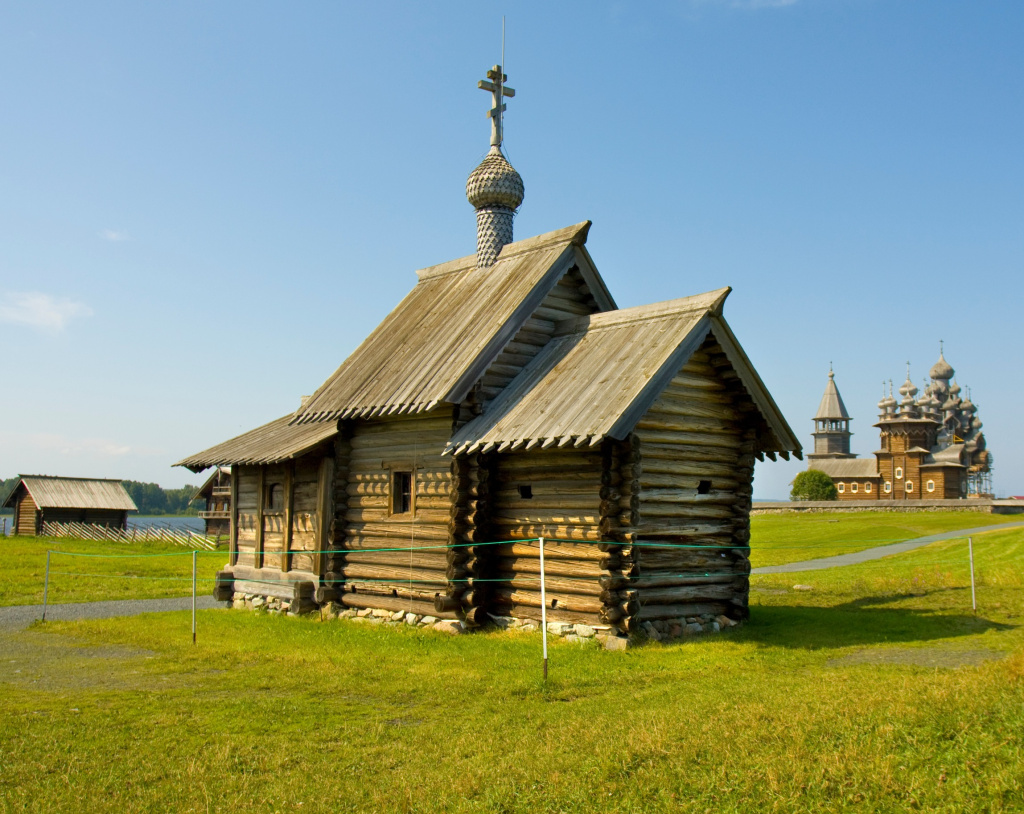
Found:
<box><xmin>968</xmin><ymin>536</ymin><xmax>976</xmax><ymax>612</ymax></box>
<box><xmin>42</xmin><ymin>550</ymin><xmax>51</xmax><ymax>622</ymax></box>
<box><xmin>192</xmin><ymin>550</ymin><xmax>197</xmax><ymax>644</ymax></box>
<box><xmin>539</xmin><ymin>536</ymin><xmax>548</xmax><ymax>681</ymax></box>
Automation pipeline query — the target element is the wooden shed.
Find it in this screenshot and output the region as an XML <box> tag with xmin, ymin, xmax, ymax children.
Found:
<box><xmin>2</xmin><ymin>475</ymin><xmax>137</xmax><ymax>537</ymax></box>
<box><xmin>176</xmin><ymin>64</ymin><xmax>802</xmax><ymax>636</ymax></box>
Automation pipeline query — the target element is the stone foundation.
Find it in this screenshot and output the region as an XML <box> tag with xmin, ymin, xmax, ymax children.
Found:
<box><xmin>229</xmin><ymin>591</ymin><xmax>741</xmax><ymax>649</ymax></box>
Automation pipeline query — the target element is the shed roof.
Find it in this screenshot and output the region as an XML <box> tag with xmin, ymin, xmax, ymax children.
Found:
<box><xmin>175</xmin><ymin>416</ymin><xmax>338</xmax><ymax>473</ymax></box>
<box><xmin>292</xmin><ymin>222</ymin><xmax>615</xmax><ymax>424</ymax></box>
<box><xmin>808</xmin><ymin>459</ymin><xmax>880</xmax><ymax>479</ymax></box>
<box><xmin>815</xmin><ymin>370</ymin><xmax>850</xmax><ymax>420</ymax></box>
<box><xmin>446</xmin><ymin>288</ymin><xmax>802</xmax><ymax>458</ymax></box>
<box><xmin>2</xmin><ymin>476</ymin><xmax>138</xmax><ymax>511</ymax></box>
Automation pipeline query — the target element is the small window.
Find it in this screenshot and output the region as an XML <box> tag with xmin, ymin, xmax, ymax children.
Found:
<box><xmin>517</xmin><ymin>484</ymin><xmax>533</xmax><ymax>500</ymax></box>
<box><xmin>884</xmin><ymin>481</ymin><xmax>892</xmax><ymax>493</ymax></box>
<box><xmin>837</xmin><ymin>482</ymin><xmax>845</xmax><ymax>493</ymax></box>
<box><xmin>864</xmin><ymin>482</ymin><xmax>872</xmax><ymax>494</ymax></box>
<box><xmin>895</xmin><ymin>467</ymin><xmax>903</xmax><ymax>480</ymax></box>
<box><xmin>926</xmin><ymin>480</ymin><xmax>935</xmax><ymax>493</ymax></box>
<box><xmin>697</xmin><ymin>480</ymin><xmax>712</xmax><ymax>495</ymax></box>
<box><xmin>267</xmin><ymin>483</ymin><xmax>284</xmax><ymax>511</ymax></box>
<box><xmin>391</xmin><ymin>471</ymin><xmax>412</xmax><ymax>514</ymax></box>
<box><xmin>850</xmin><ymin>482</ymin><xmax>858</xmax><ymax>494</ymax></box>
<box><xmin>905</xmin><ymin>481</ymin><xmax>914</xmax><ymax>493</ymax></box>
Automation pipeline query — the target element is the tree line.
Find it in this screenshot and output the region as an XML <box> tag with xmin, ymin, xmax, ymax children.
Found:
<box><xmin>0</xmin><ymin>477</ymin><xmax>202</xmax><ymax>516</ymax></box>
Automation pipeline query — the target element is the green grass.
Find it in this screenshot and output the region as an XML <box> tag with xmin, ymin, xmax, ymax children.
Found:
<box><xmin>749</xmin><ymin>510</ymin><xmax>1016</xmax><ymax>567</ymax></box>
<box><xmin>1</xmin><ymin>522</ymin><xmax>1023</xmax><ymax>812</ymax></box>
<box><xmin>0</xmin><ymin>536</ymin><xmax>225</xmax><ymax>606</ymax></box>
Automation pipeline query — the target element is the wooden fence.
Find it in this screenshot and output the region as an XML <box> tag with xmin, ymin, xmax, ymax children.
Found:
<box><xmin>41</xmin><ymin>520</ymin><xmax>219</xmax><ymax>550</ymax></box>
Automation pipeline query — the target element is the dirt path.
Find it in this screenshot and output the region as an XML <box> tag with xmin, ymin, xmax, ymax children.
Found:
<box><xmin>0</xmin><ymin>596</ymin><xmax>224</xmax><ymax>632</ymax></box>
<box><xmin>751</xmin><ymin>520</ymin><xmax>1024</xmax><ymax>575</ymax></box>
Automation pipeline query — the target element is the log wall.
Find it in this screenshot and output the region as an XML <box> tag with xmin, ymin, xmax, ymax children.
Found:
<box><xmin>629</xmin><ymin>338</ymin><xmax>760</xmax><ymax>624</ymax></box>
<box><xmin>233</xmin><ymin>453</ymin><xmax>330</xmax><ymax>576</ymax></box>
<box><xmin>487</xmin><ymin>448</ymin><xmax>606</xmax><ymax>625</ymax></box>
<box><xmin>330</xmin><ymin>409</ymin><xmax>457</xmax><ymax>618</ymax></box>
<box><xmin>15</xmin><ymin>489</ymin><xmax>38</xmax><ymax>536</ymax></box>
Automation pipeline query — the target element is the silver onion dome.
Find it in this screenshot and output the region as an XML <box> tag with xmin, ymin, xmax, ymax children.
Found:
<box><xmin>467</xmin><ymin>146</ymin><xmax>525</xmax><ymax>210</ymax></box>
<box><xmin>930</xmin><ymin>352</ymin><xmax>954</xmax><ymax>381</ymax></box>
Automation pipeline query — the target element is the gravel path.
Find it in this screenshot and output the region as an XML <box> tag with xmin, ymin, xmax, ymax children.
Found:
<box><xmin>0</xmin><ymin>596</ymin><xmax>225</xmax><ymax>632</ymax></box>
<box><xmin>752</xmin><ymin>520</ymin><xmax>1024</xmax><ymax>575</ymax></box>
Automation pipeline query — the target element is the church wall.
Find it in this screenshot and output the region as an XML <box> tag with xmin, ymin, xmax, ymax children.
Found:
<box><xmin>630</xmin><ymin>338</ymin><xmax>755</xmax><ymax>626</ymax></box>
<box><xmin>833</xmin><ymin>479</ymin><xmax>880</xmax><ymax>500</ymax></box>
<box><xmin>330</xmin><ymin>409</ymin><xmax>457</xmax><ymax>618</ymax></box>
<box><xmin>483</xmin><ymin>448</ymin><xmax>605</xmax><ymax>625</ymax></box>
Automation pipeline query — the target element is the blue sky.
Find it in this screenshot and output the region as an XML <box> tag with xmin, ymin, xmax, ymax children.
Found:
<box><xmin>1</xmin><ymin>0</ymin><xmax>1021</xmax><ymax>497</ymax></box>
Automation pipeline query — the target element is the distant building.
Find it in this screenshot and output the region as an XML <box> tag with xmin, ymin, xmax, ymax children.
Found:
<box><xmin>805</xmin><ymin>349</ymin><xmax>992</xmax><ymax>500</ymax></box>
<box><xmin>2</xmin><ymin>475</ymin><xmax>137</xmax><ymax>536</ymax></box>
<box><xmin>191</xmin><ymin>467</ymin><xmax>232</xmax><ymax>539</ymax></box>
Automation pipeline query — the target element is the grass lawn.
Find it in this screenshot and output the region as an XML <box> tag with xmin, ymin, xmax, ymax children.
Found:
<box><xmin>749</xmin><ymin>510</ymin><xmax>1017</xmax><ymax>567</ymax></box>
<box><xmin>1</xmin><ymin>522</ymin><xmax>1023</xmax><ymax>812</ymax></box>
<box><xmin>0</xmin><ymin>536</ymin><xmax>226</xmax><ymax>606</ymax></box>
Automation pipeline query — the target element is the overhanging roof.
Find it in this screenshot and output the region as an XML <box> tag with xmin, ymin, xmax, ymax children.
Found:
<box><xmin>446</xmin><ymin>288</ymin><xmax>802</xmax><ymax>458</ymax></box>
<box><xmin>292</xmin><ymin>222</ymin><xmax>615</xmax><ymax>424</ymax></box>
<box><xmin>175</xmin><ymin>416</ymin><xmax>338</xmax><ymax>473</ymax></box>
<box><xmin>2</xmin><ymin>476</ymin><xmax>137</xmax><ymax>511</ymax></box>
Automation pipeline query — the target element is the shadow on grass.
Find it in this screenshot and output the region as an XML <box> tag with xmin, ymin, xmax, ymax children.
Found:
<box><xmin>740</xmin><ymin>601</ymin><xmax>1015</xmax><ymax>650</ymax></box>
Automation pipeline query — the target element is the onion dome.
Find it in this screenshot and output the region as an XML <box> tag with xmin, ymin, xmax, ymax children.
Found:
<box><xmin>466</xmin><ymin>146</ymin><xmax>524</xmax><ymax>210</ymax></box>
<box><xmin>961</xmin><ymin>397</ymin><xmax>976</xmax><ymax>414</ymax></box>
<box><xmin>930</xmin><ymin>351</ymin><xmax>954</xmax><ymax>381</ymax></box>
<box><xmin>950</xmin><ymin>379</ymin><xmax>961</xmax><ymax>396</ymax></box>
<box><xmin>898</xmin><ymin>376</ymin><xmax>918</xmax><ymax>399</ymax></box>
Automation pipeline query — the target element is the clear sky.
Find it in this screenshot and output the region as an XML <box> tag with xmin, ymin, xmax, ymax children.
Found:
<box><xmin>1</xmin><ymin>1</ymin><xmax>1021</xmax><ymax>497</ymax></box>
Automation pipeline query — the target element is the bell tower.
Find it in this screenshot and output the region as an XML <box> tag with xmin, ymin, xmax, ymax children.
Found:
<box><xmin>807</xmin><ymin>367</ymin><xmax>854</xmax><ymax>461</ymax></box>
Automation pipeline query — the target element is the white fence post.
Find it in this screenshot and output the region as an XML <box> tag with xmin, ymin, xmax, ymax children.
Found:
<box><xmin>539</xmin><ymin>536</ymin><xmax>548</xmax><ymax>681</ymax></box>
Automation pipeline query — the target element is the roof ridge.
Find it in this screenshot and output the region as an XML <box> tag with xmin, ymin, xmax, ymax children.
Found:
<box><xmin>415</xmin><ymin>221</ymin><xmax>591</xmax><ymax>280</ymax></box>
<box><xmin>555</xmin><ymin>287</ymin><xmax>730</xmax><ymax>336</ymax></box>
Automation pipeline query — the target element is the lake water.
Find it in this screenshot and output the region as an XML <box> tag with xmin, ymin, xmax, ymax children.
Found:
<box><xmin>128</xmin><ymin>515</ymin><xmax>205</xmax><ymax>533</ymax></box>
<box><xmin>0</xmin><ymin>514</ymin><xmax>208</xmax><ymax>536</ymax></box>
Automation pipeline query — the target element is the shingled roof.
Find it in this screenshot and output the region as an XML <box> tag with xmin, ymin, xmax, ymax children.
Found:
<box><xmin>292</xmin><ymin>222</ymin><xmax>614</xmax><ymax>424</ymax></box>
<box><xmin>175</xmin><ymin>415</ymin><xmax>338</xmax><ymax>473</ymax></box>
<box><xmin>2</xmin><ymin>476</ymin><xmax>137</xmax><ymax>511</ymax></box>
<box><xmin>815</xmin><ymin>370</ymin><xmax>850</xmax><ymax>420</ymax></box>
<box><xmin>446</xmin><ymin>288</ymin><xmax>802</xmax><ymax>458</ymax></box>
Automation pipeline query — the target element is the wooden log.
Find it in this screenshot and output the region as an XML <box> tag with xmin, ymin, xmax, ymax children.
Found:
<box><xmin>496</xmin><ymin>555</ymin><xmax>605</xmax><ymax>579</ymax></box>
<box><xmin>635</xmin><ymin>417</ymin><xmax>741</xmax><ymax>435</ymax></box>
<box><xmin>489</xmin><ymin>588</ymin><xmax>603</xmax><ymax>615</ymax></box>
<box><xmin>639</xmin><ymin>504</ymin><xmax>735</xmax><ymax>520</ymax></box>
<box><xmin>631</xmin><ymin>602</ymin><xmax>729</xmax><ymax>621</ymax></box>
<box><xmin>340</xmin><ymin>564</ymin><xmax>447</xmax><ymax>587</ymax></box>
<box><xmin>506</xmin><ymin>607</ymin><xmax>605</xmax><ymax>626</ymax></box>
<box><xmin>638</xmin><ymin>446</ymin><xmax>741</xmax><ymax>466</ymax></box>
<box><xmin>636</xmin><ymin>430</ymin><xmax>740</xmax><ymax>450</ymax></box>
<box><xmin>632</xmin><ymin>583</ymin><xmax>741</xmax><ymax>604</ymax></box>
<box><xmin>492</xmin><ymin>541</ymin><xmax>606</xmax><ymax>561</ymax></box>
<box><xmin>486</xmin><ymin>573</ymin><xmax>602</xmax><ymax>598</ymax></box>
<box><xmin>633</xmin><ymin>520</ymin><xmax>735</xmax><ymax>537</ymax></box>
<box><xmin>342</xmin><ymin>525</ymin><xmax>451</xmax><ymax>543</ymax></box>
<box><xmin>491</xmin><ymin>510</ymin><xmax>600</xmax><ymax>525</ymax></box>
<box><xmin>491</xmin><ymin>523</ymin><xmax>601</xmax><ymax>542</ymax></box>
<box><xmin>644</xmin><ymin>398</ymin><xmax>740</xmax><ymax>419</ymax></box>
<box><xmin>498</xmin><ymin>453</ymin><xmax>602</xmax><ymax>470</ymax></box>
<box><xmin>336</xmin><ymin>592</ymin><xmax>454</xmax><ymax>619</ymax></box>
<box><xmin>341</xmin><ymin>550</ymin><xmax>449</xmax><ymax>570</ymax></box>
<box><xmin>639</xmin><ymin>473</ymin><xmax>741</xmax><ymax>490</ymax></box>
<box><xmin>345</xmin><ymin>508</ymin><xmax>451</xmax><ymax>524</ymax></box>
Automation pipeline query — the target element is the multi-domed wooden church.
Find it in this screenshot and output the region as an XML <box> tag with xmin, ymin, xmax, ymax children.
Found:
<box><xmin>806</xmin><ymin>350</ymin><xmax>992</xmax><ymax>500</ymax></box>
<box><xmin>177</xmin><ymin>66</ymin><xmax>801</xmax><ymax>634</ymax></box>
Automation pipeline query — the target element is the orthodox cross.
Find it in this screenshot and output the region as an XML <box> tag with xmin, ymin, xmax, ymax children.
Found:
<box><xmin>478</xmin><ymin>65</ymin><xmax>515</xmax><ymax>147</ymax></box>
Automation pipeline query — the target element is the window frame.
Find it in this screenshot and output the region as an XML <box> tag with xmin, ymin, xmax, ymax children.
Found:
<box><xmin>837</xmin><ymin>482</ymin><xmax>846</xmax><ymax>494</ymax></box>
<box><xmin>895</xmin><ymin>466</ymin><xmax>904</xmax><ymax>480</ymax></box>
<box><xmin>926</xmin><ymin>480</ymin><xmax>935</xmax><ymax>493</ymax></box>
<box><xmin>864</xmin><ymin>482</ymin><xmax>872</xmax><ymax>494</ymax></box>
<box><xmin>389</xmin><ymin>469</ymin><xmax>414</xmax><ymax>516</ymax></box>
<box><xmin>851</xmin><ymin>482</ymin><xmax>859</xmax><ymax>494</ymax></box>
<box><xmin>905</xmin><ymin>480</ymin><xmax>914</xmax><ymax>494</ymax></box>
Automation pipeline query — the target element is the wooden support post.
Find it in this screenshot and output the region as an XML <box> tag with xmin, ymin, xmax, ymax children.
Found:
<box><xmin>315</xmin><ymin>457</ymin><xmax>334</xmax><ymax>578</ymax></box>
<box><xmin>282</xmin><ymin>462</ymin><xmax>294</xmax><ymax>574</ymax></box>
<box><xmin>229</xmin><ymin>467</ymin><xmax>239</xmax><ymax>567</ymax></box>
<box><xmin>255</xmin><ymin>467</ymin><xmax>265</xmax><ymax>570</ymax></box>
